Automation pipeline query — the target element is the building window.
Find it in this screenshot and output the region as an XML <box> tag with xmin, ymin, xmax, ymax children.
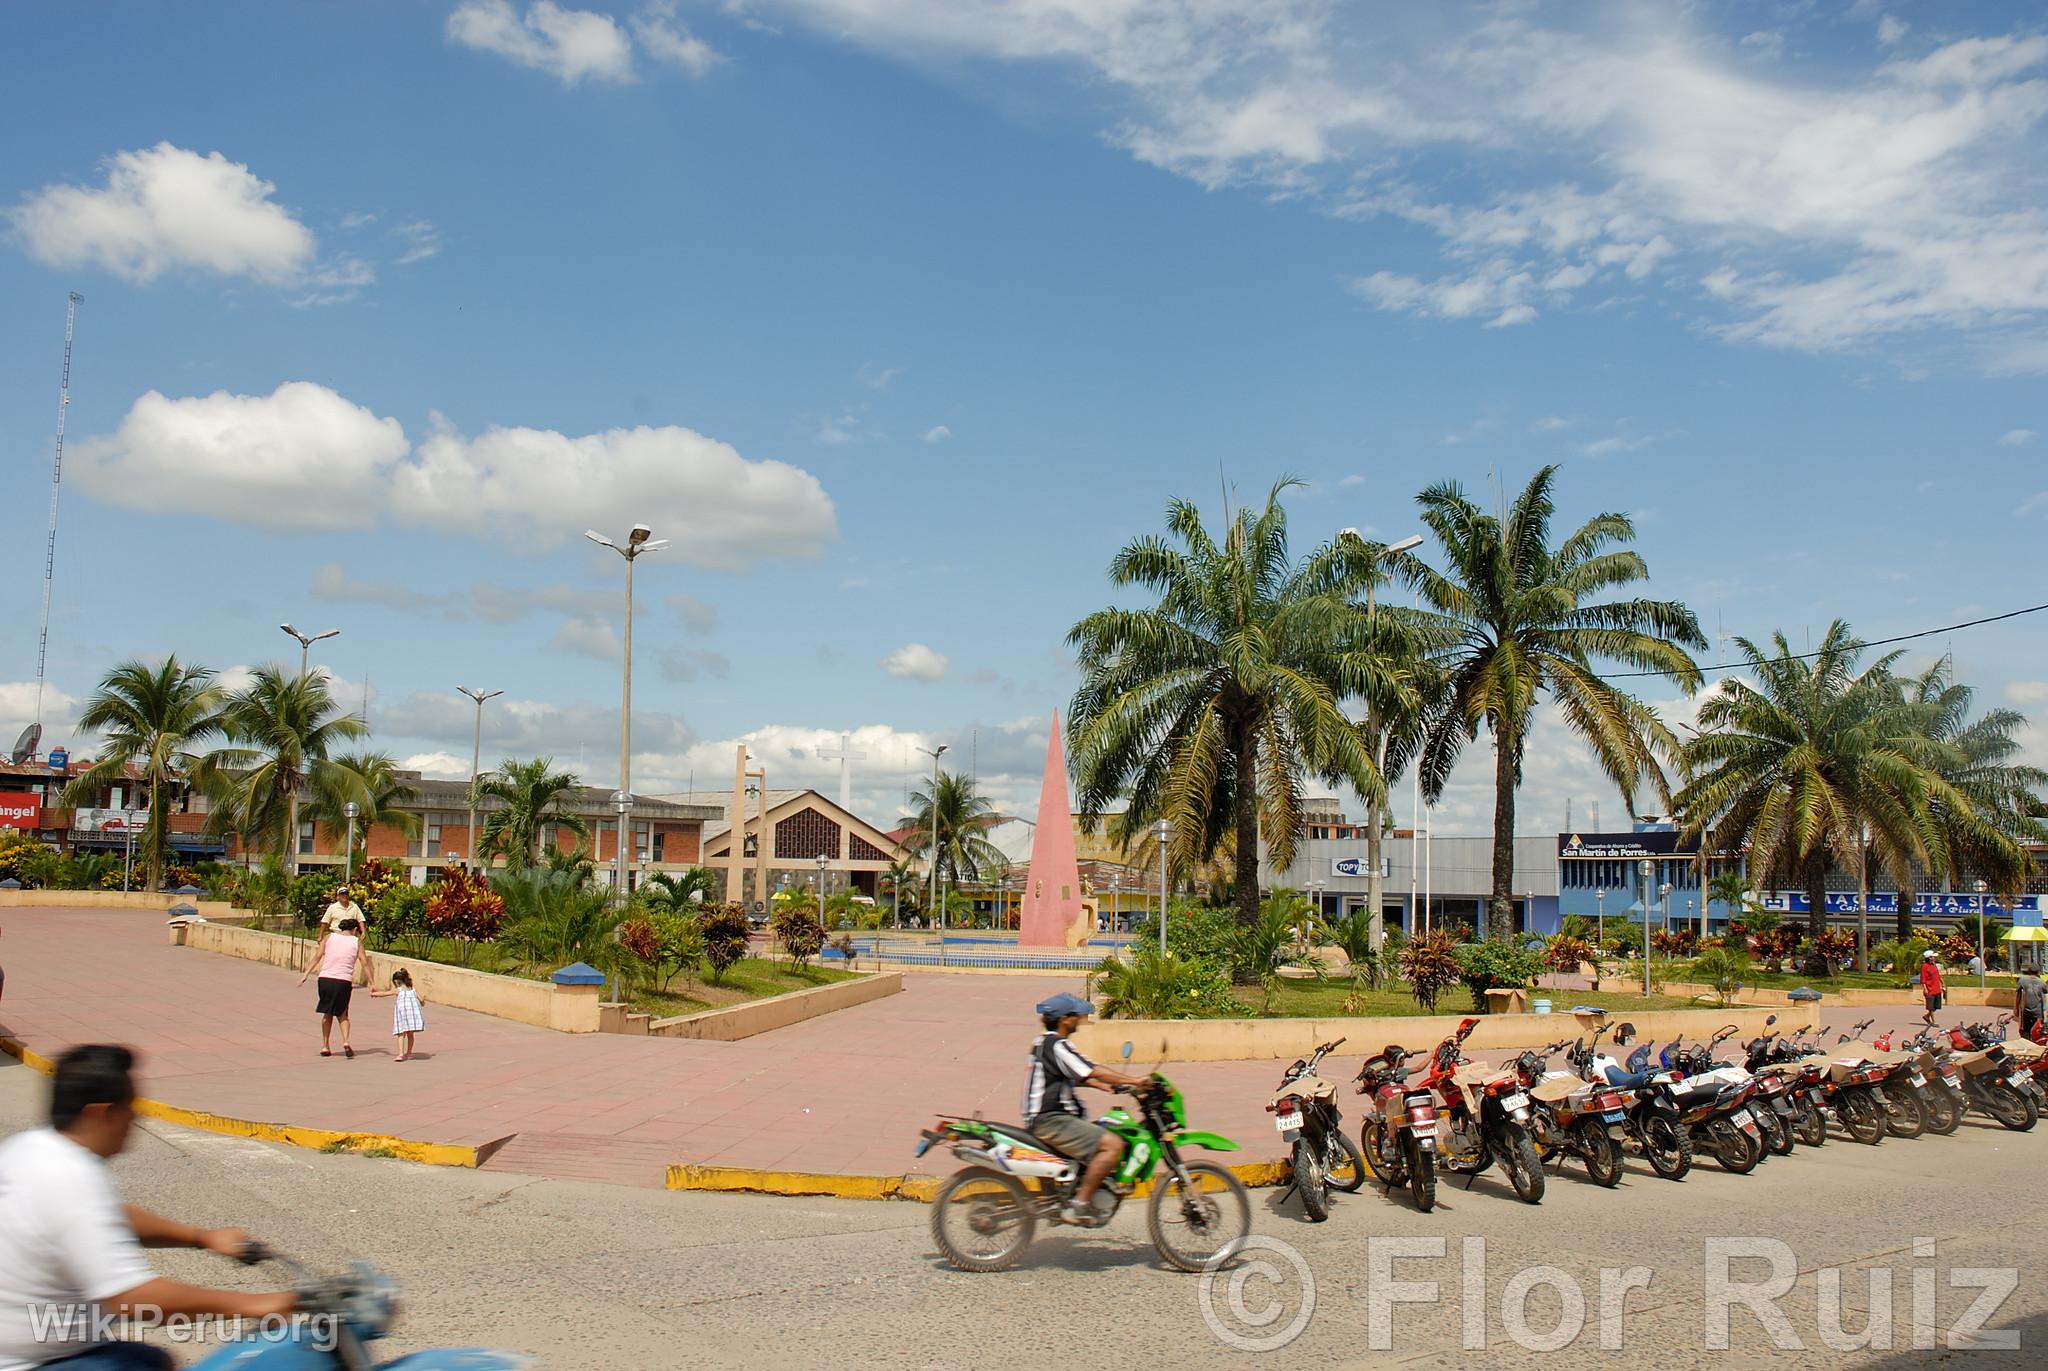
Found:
<box><xmin>298</xmin><ymin>821</ymin><xmax>315</xmax><ymax>856</ymax></box>
<box><xmin>653</xmin><ymin>829</ymin><xmax>666</xmax><ymax>863</ymax></box>
<box><xmin>427</xmin><ymin>820</ymin><xmax>443</xmax><ymax>858</ymax></box>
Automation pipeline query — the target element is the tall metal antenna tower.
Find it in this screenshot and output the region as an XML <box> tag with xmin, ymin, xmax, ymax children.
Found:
<box><xmin>34</xmin><ymin>292</ymin><xmax>83</xmax><ymax>726</ymax></box>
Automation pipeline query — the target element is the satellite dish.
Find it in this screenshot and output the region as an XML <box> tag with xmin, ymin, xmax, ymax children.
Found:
<box><xmin>10</xmin><ymin>723</ymin><xmax>40</xmax><ymax>765</ymax></box>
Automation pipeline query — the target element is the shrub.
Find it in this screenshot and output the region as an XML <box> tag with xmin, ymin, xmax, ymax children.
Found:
<box><xmin>1809</xmin><ymin>929</ymin><xmax>1857</xmax><ymax>976</ymax></box>
<box><xmin>1231</xmin><ymin>896</ymin><xmax>1316</xmax><ymax>1000</ymax></box>
<box><xmin>427</xmin><ymin>867</ymin><xmax>506</xmax><ymax>965</ymax></box>
<box><xmin>1751</xmin><ymin>925</ymin><xmax>1799</xmax><ymax>967</ymax></box>
<box><xmin>1329</xmin><ymin>910</ymin><xmax>1390</xmax><ymax>990</ymax></box>
<box><xmin>1130</xmin><ymin>902</ymin><xmax>1239</xmax><ymax>974</ymax></box>
<box><xmin>1457</xmin><ymin>939</ymin><xmax>1544</xmax><ymax>1013</ymax></box>
<box><xmin>1543</xmin><ymin>935</ymin><xmax>1596</xmax><ymax>976</ymax></box>
<box><xmin>1557</xmin><ymin>914</ymin><xmax>1597</xmax><ymax>943</ymax></box>
<box><xmin>374</xmin><ymin>884</ymin><xmax>432</xmax><ymax>959</ymax></box>
<box><xmin>1693</xmin><ymin>946</ymin><xmax>1753</xmax><ymax>1007</ymax></box>
<box><xmin>699</xmin><ymin>904</ymin><xmax>751</xmax><ymax>984</ymax></box>
<box><xmin>289</xmin><ymin>872</ymin><xmax>335</xmax><ymax>927</ymax></box>
<box><xmin>771</xmin><ymin>903</ymin><xmax>825</xmax><ymax>970</ymax></box>
<box><xmin>1090</xmin><ymin>947</ymin><xmax>1248</xmax><ymax>1019</ymax></box>
<box><xmin>0</xmin><ymin>832</ymin><xmax>44</xmax><ymax>883</ymax></box>
<box><xmin>1400</xmin><ymin>931</ymin><xmax>1463</xmax><ymax>1013</ymax></box>
<box><xmin>644</xmin><ymin>911</ymin><xmax>703</xmax><ymax>991</ymax></box>
<box><xmin>1870</xmin><ymin>937</ymin><xmax>1927</xmax><ymax>980</ymax></box>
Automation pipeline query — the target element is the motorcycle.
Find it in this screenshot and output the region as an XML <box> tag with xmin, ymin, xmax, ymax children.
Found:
<box><xmin>1509</xmin><ymin>1040</ymin><xmax>1630</xmax><ymax>1188</ymax></box>
<box><xmin>1869</xmin><ymin>1028</ymin><xmax>1961</xmax><ymax>1135</ymax></box>
<box><xmin>1355</xmin><ymin>1043</ymin><xmax>1441</xmax><ymax>1211</ymax></box>
<box><xmin>919</xmin><ymin>1048</ymin><xmax>1251</xmax><ymax>1273</ymax></box>
<box><xmin>1746</xmin><ymin>1022</ymin><xmax>1832</xmax><ymax>1148</ymax></box>
<box><xmin>1657</xmin><ymin>1031</ymin><xmax>1769</xmax><ymax>1172</ymax></box>
<box><xmin>192</xmin><ymin>1244</ymin><xmax>528</xmax><ymax>1369</ymax></box>
<box><xmin>1268</xmin><ymin>1036</ymin><xmax>1365</xmax><ymax>1221</ymax></box>
<box><xmin>1592</xmin><ymin>1021</ymin><xmax>1693</xmax><ymax>1178</ymax></box>
<box><xmin>1942</xmin><ymin>1017</ymin><xmax>2042</xmax><ymax>1131</ymax></box>
<box><xmin>1421</xmin><ymin>1017</ymin><xmax>1545</xmax><ymax>1204</ymax></box>
<box><xmin>1793</xmin><ymin>1022</ymin><xmax>1891</xmax><ymax>1145</ymax></box>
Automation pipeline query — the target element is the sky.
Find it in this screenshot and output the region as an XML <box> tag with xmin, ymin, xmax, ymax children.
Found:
<box><xmin>0</xmin><ymin>0</ymin><xmax>2043</xmax><ymax>842</ymax></box>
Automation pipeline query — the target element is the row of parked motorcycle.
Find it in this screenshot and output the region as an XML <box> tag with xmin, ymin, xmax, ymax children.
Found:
<box><xmin>1268</xmin><ymin>1010</ymin><xmax>2048</xmax><ymax>1219</ymax></box>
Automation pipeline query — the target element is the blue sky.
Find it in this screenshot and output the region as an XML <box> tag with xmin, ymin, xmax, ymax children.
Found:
<box><xmin>1</xmin><ymin>0</ymin><xmax>2043</xmax><ymax>836</ymax></box>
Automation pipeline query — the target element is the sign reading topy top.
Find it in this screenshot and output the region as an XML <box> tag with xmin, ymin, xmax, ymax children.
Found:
<box><xmin>0</xmin><ymin>795</ymin><xmax>40</xmax><ymax>830</ymax></box>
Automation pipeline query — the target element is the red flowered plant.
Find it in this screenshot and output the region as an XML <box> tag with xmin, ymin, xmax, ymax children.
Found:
<box><xmin>426</xmin><ymin>866</ymin><xmax>504</xmax><ymax>965</ymax></box>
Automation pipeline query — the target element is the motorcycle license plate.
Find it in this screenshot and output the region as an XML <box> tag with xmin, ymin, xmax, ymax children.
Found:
<box><xmin>1737</xmin><ymin>1111</ymin><xmax>1759</xmax><ymax>1135</ymax></box>
<box><xmin>1273</xmin><ymin>1113</ymin><xmax>1300</xmax><ymax>1133</ymax></box>
<box><xmin>1910</xmin><ymin>1073</ymin><xmax>1925</xmax><ymax>1087</ymax></box>
<box><xmin>1502</xmin><ymin>1092</ymin><xmax>1529</xmax><ymax>1111</ymax></box>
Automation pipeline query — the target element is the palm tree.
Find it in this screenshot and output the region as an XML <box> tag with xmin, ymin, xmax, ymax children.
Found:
<box><xmin>897</xmin><ymin>770</ymin><xmax>1007</xmax><ymax>890</ymax></box>
<box><xmin>1895</xmin><ymin>657</ymin><xmax>2048</xmax><ymax>938</ymax></box>
<box><xmin>1068</xmin><ymin>480</ymin><xmax>1421</xmax><ymax>929</ymax></box>
<box><xmin>303</xmin><ymin>751</ymin><xmax>421</xmax><ymax>858</ymax></box>
<box><xmin>637</xmin><ymin>867</ymin><xmax>719</xmax><ymax>912</ymax></box>
<box><xmin>63</xmin><ymin>657</ymin><xmax>225</xmax><ymax>890</ymax></box>
<box><xmin>472</xmin><ymin>757</ymin><xmax>588</xmax><ymax>870</ymax></box>
<box><xmin>201</xmin><ymin>666</ymin><xmax>367</xmax><ymax>874</ymax></box>
<box><xmin>1674</xmin><ymin>622</ymin><xmax>1952</xmax><ymax>945</ymax></box>
<box><xmin>1386</xmin><ymin>465</ymin><xmax>1705</xmax><ymax>940</ymax></box>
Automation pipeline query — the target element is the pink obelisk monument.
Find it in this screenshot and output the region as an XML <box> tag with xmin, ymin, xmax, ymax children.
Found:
<box><xmin>1017</xmin><ymin>711</ymin><xmax>1090</xmax><ymax>949</ymax></box>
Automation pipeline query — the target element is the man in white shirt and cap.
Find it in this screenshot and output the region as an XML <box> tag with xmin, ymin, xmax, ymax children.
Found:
<box><xmin>319</xmin><ymin>886</ymin><xmax>364</xmax><ymax>935</ymax></box>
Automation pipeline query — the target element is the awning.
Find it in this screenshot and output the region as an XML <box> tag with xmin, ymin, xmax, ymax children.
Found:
<box><xmin>2006</xmin><ymin>926</ymin><xmax>2048</xmax><ymax>943</ymax></box>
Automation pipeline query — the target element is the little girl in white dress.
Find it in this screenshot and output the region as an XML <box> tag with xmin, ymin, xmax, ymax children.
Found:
<box><xmin>368</xmin><ymin>967</ymin><xmax>426</xmax><ymax>1062</ymax></box>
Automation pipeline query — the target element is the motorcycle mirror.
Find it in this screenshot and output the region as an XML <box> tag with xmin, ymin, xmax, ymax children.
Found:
<box><xmin>1765</xmin><ymin>1014</ymin><xmax>1777</xmax><ymax>1026</ymax></box>
<box><xmin>1120</xmin><ymin>1042</ymin><xmax>1134</xmax><ymax>1059</ymax></box>
<box><xmin>1615</xmin><ymin>1021</ymin><xmax>1635</xmax><ymax>1039</ymax></box>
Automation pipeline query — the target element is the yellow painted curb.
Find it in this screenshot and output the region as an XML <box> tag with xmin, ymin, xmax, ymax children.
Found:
<box><xmin>1</xmin><ymin>1036</ymin><xmax>476</xmax><ymax>1168</ymax></box>
<box><xmin>666</xmin><ymin>1157</ymin><xmax>1293</xmax><ymax>1202</ymax></box>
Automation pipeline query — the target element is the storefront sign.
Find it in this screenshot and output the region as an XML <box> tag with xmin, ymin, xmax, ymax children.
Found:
<box><xmin>1764</xmin><ymin>892</ymin><xmax>2042</xmax><ymax>916</ymax></box>
<box><xmin>0</xmin><ymin>794</ymin><xmax>40</xmax><ymax>830</ymax></box>
<box><xmin>1557</xmin><ymin>830</ymin><xmax>1688</xmax><ymax>859</ymax></box>
<box><xmin>72</xmin><ymin>807</ymin><xmax>148</xmax><ymax>835</ymax></box>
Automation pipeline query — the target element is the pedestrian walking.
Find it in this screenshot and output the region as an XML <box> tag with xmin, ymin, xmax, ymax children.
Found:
<box><xmin>320</xmin><ymin>885</ymin><xmax>365</xmax><ymax>934</ymax></box>
<box><xmin>2017</xmin><ymin>965</ymin><xmax>2046</xmax><ymax>1043</ymax></box>
<box><xmin>1919</xmin><ymin>950</ymin><xmax>1945</xmax><ymax>1025</ymax></box>
<box><xmin>369</xmin><ymin>967</ymin><xmax>426</xmax><ymax>1062</ymax></box>
<box><xmin>298</xmin><ymin>917</ymin><xmax>365</xmax><ymax>1058</ymax></box>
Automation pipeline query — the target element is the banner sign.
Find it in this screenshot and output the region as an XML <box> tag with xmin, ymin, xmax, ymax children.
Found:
<box><xmin>71</xmin><ymin>807</ymin><xmax>148</xmax><ymax>835</ymax></box>
<box><xmin>1763</xmin><ymin>892</ymin><xmax>2043</xmax><ymax>917</ymax></box>
<box><xmin>1557</xmin><ymin>831</ymin><xmax>1688</xmax><ymax>859</ymax></box>
<box><xmin>0</xmin><ymin>795</ymin><xmax>40</xmax><ymax>830</ymax></box>
<box><xmin>1330</xmin><ymin>856</ymin><xmax>1391</xmax><ymax>878</ymax></box>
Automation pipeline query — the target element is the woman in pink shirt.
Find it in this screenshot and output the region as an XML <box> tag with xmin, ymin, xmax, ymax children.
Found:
<box><xmin>298</xmin><ymin>917</ymin><xmax>364</xmax><ymax>1057</ymax></box>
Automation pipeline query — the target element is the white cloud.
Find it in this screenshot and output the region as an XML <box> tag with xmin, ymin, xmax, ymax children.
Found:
<box><xmin>1740</xmin><ymin>31</ymin><xmax>1784</xmax><ymax>62</ymax></box>
<box><xmin>399</xmin><ymin>751</ymin><xmax>473</xmax><ymax>780</ymax></box>
<box><xmin>657</xmin><ymin>648</ymin><xmax>731</xmax><ymax>682</ymax></box>
<box><xmin>880</xmin><ymin>642</ymin><xmax>949</xmax><ymax>681</ymax></box>
<box><xmin>311</xmin><ymin>563</ymin><xmax>460</xmax><ymax>616</ymax></box>
<box><xmin>447</xmin><ymin>0</ymin><xmax>636</xmax><ymax>84</ymax></box>
<box><xmin>550</xmin><ymin>615</ymin><xmax>622</xmax><ymax>660</ymax></box>
<box><xmin>859</xmin><ymin>362</ymin><xmax>904</xmax><ymax>390</ymax></box>
<box><xmin>74</xmin><ymin>382</ymin><xmax>838</xmax><ymax>569</ymax></box>
<box><xmin>9</xmin><ymin>142</ymin><xmax>316</xmax><ymax>285</ymax></box>
<box><xmin>393</xmin><ymin>220</ymin><xmax>443</xmax><ymax>264</ymax></box>
<box><xmin>634</xmin><ymin>0</ymin><xmax>722</xmax><ymax>76</ymax></box>
<box><xmin>1878</xmin><ymin>17</ymin><xmax>1909</xmax><ymax>48</ymax></box>
<box><xmin>72</xmin><ymin>383</ymin><xmax>407</xmax><ymax>531</ymax></box>
<box><xmin>2005</xmin><ymin>681</ymin><xmax>2048</xmax><ymax>707</ymax></box>
<box><xmin>0</xmin><ymin>681</ymin><xmax>82</xmax><ymax>759</ymax></box>
<box><xmin>1337</xmin><ymin>473</ymin><xmax>1365</xmax><ymax>487</ymax></box>
<box><xmin>1999</xmin><ymin>428</ymin><xmax>2037</xmax><ymax>445</ymax></box>
<box><xmin>667</xmin><ymin>592</ymin><xmax>718</xmax><ymax>634</ymax></box>
<box><xmin>921</xmin><ymin>424</ymin><xmax>953</xmax><ymax>442</ymax></box>
<box><xmin>2018</xmin><ymin>491</ymin><xmax>2048</xmax><ymax>518</ymax></box>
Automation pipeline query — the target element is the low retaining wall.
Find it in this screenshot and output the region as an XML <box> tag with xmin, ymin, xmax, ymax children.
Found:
<box><xmin>174</xmin><ymin>920</ymin><xmax>602</xmax><ymax>1032</ymax></box>
<box><xmin>1593</xmin><ymin>977</ymin><xmax>2017</xmax><ymax>1011</ymax></box>
<box><xmin>646</xmin><ymin>972</ymin><xmax>903</xmax><ymax>1040</ymax></box>
<box><xmin>1075</xmin><ymin>1002</ymin><xmax>1817</xmax><ymax>1064</ymax></box>
<box><xmin>2</xmin><ymin>891</ymin><xmax>240</xmax><ymax>917</ymax></box>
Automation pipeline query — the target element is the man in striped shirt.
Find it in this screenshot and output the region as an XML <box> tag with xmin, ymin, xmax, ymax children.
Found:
<box><xmin>1023</xmin><ymin>993</ymin><xmax>1152</xmax><ymax>1226</ymax></box>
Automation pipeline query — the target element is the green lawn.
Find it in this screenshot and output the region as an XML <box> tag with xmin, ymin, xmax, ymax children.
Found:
<box><xmin>1255</xmin><ymin>979</ymin><xmax>1695</xmax><ymax>1018</ymax></box>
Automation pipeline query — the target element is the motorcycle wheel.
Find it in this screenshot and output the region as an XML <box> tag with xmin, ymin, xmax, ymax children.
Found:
<box><xmin>1361</xmin><ymin>1120</ymin><xmax>1407</xmax><ymax>1187</ymax></box>
<box><xmin>1921</xmin><ymin>1085</ymin><xmax>1960</xmax><ymax>1136</ymax></box>
<box><xmin>1149</xmin><ymin>1161</ymin><xmax>1251</xmax><ymax>1273</ymax></box>
<box><xmin>1578</xmin><ymin>1122</ymin><xmax>1622</xmax><ymax>1187</ymax></box>
<box><xmin>931</xmin><ymin>1170</ymin><xmax>1036</xmax><ymax>1273</ymax></box>
<box><xmin>1984</xmin><ymin>1082</ymin><xmax>2039</xmax><ymax>1132</ymax></box>
<box><xmin>1711</xmin><ymin>1120</ymin><xmax>1761</xmax><ymax>1174</ymax></box>
<box><xmin>1792</xmin><ymin>1098</ymin><xmax>1827</xmax><ymax>1148</ymax></box>
<box><xmin>1407</xmin><ymin>1142</ymin><xmax>1437</xmax><ymax>1212</ymax></box>
<box><xmin>1326</xmin><ymin>1130</ymin><xmax>1368</xmax><ymax>1194</ymax></box>
<box><xmin>1760</xmin><ymin>1107</ymin><xmax>1795</xmax><ymax>1157</ymax></box>
<box><xmin>1642</xmin><ymin>1112</ymin><xmax>1692</xmax><ymax>1179</ymax></box>
<box><xmin>1292</xmin><ymin>1138</ymin><xmax>1330</xmax><ymax>1223</ymax></box>
<box><xmin>1496</xmin><ymin>1123</ymin><xmax>1545</xmax><ymax>1203</ymax></box>
<box><xmin>1841</xmin><ymin>1088</ymin><xmax>1886</xmax><ymax>1145</ymax></box>
<box><xmin>1880</xmin><ymin>1082</ymin><xmax>1925</xmax><ymax>1139</ymax></box>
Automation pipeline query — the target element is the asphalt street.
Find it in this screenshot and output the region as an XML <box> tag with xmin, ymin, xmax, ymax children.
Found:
<box><xmin>4</xmin><ymin>1055</ymin><xmax>2042</xmax><ymax>1369</ymax></box>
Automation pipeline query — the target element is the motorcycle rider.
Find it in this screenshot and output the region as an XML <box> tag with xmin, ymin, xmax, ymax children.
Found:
<box><xmin>1021</xmin><ymin>993</ymin><xmax>1151</xmax><ymax>1227</ymax></box>
<box><xmin>0</xmin><ymin>1045</ymin><xmax>297</xmax><ymax>1370</ymax></box>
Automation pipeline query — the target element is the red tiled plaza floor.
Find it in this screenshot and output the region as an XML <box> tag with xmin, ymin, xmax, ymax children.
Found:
<box><xmin>0</xmin><ymin>909</ymin><xmax>1947</xmax><ymax>1188</ymax></box>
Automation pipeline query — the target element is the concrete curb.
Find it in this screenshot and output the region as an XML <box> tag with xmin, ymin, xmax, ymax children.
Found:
<box><xmin>0</xmin><ymin>1035</ymin><xmax>480</xmax><ymax>1168</ymax></box>
<box><xmin>664</xmin><ymin>1158</ymin><xmax>1293</xmax><ymax>1201</ymax></box>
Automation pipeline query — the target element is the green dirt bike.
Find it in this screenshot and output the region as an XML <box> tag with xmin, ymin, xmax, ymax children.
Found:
<box><xmin>917</xmin><ymin>1056</ymin><xmax>1251</xmax><ymax>1273</ymax></box>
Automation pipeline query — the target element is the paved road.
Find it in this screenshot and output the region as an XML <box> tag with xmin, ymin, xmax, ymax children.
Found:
<box><xmin>5</xmin><ymin>1054</ymin><xmax>2041</xmax><ymax>1369</ymax></box>
<box><xmin>0</xmin><ymin>909</ymin><xmax>1954</xmax><ymax>1189</ymax></box>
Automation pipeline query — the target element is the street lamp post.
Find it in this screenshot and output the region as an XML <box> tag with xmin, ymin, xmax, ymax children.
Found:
<box><xmin>1154</xmin><ymin>818</ymin><xmax>1173</xmax><ymax>956</ymax></box>
<box><xmin>612</xmin><ymin>790</ymin><xmax>633</xmax><ymax>900</ymax></box>
<box><xmin>816</xmin><ymin>852</ymin><xmax>831</xmax><ymax>927</ymax></box>
<box><xmin>279</xmin><ymin>623</ymin><xmax>339</xmax><ymax>677</ymax></box>
<box><xmin>1638</xmin><ymin>859</ymin><xmax>1654</xmax><ymax>996</ymax></box>
<box><xmin>1596</xmin><ymin>887</ymin><xmax>1606</xmax><ymax>962</ymax></box>
<box><xmin>1974</xmin><ymin>879</ymin><xmax>1990</xmax><ymax>986</ymax></box>
<box><xmin>1342</xmin><ymin>528</ymin><xmax>1423</xmax><ymax>952</ymax></box>
<box><xmin>586</xmin><ymin>525</ymin><xmax>668</xmax><ymax>891</ymax></box>
<box><xmin>457</xmin><ymin>687</ymin><xmax>502</xmax><ymax>874</ymax></box>
<box><xmin>920</xmin><ymin>744</ymin><xmax>948</xmax><ymax>963</ymax></box>
<box><xmin>343</xmin><ymin>800</ymin><xmax>359</xmax><ymax>884</ymax></box>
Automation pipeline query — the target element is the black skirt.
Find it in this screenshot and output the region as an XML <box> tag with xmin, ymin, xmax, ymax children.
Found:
<box><xmin>315</xmin><ymin>977</ymin><xmax>354</xmax><ymax>1017</ymax></box>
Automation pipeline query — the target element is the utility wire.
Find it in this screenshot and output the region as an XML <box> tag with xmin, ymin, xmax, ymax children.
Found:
<box><xmin>1602</xmin><ymin>600</ymin><xmax>2048</xmax><ymax>680</ymax></box>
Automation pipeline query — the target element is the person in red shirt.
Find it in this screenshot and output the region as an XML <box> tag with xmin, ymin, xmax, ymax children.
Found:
<box><xmin>1919</xmin><ymin>950</ymin><xmax>1944</xmax><ymax>1025</ymax></box>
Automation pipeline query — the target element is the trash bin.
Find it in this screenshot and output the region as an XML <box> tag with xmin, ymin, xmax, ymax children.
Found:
<box><xmin>1532</xmin><ymin>998</ymin><xmax>1552</xmax><ymax>1015</ymax></box>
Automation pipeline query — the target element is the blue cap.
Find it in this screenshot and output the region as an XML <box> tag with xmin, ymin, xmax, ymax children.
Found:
<box><xmin>1035</xmin><ymin>992</ymin><xmax>1094</xmax><ymax>1019</ymax></box>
